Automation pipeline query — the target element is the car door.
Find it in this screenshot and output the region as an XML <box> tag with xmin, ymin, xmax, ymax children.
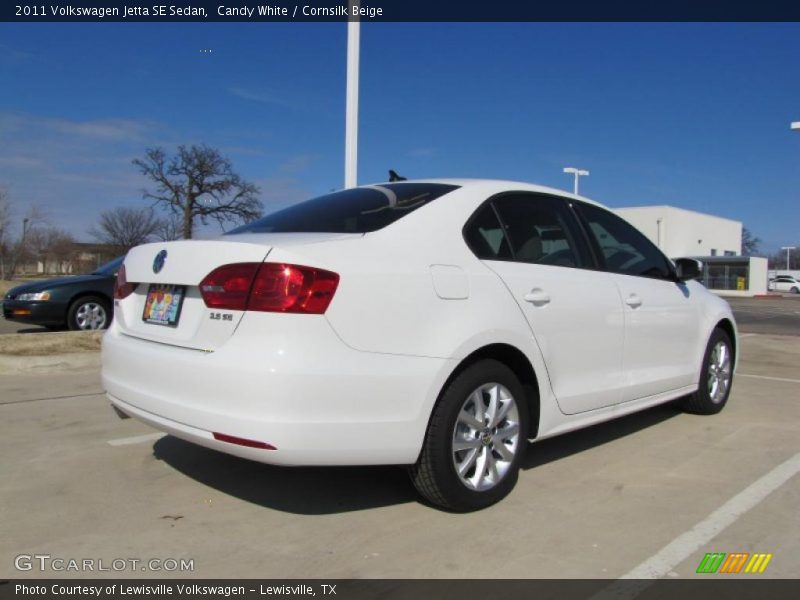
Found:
<box><xmin>465</xmin><ymin>193</ymin><xmax>626</xmax><ymax>415</ymax></box>
<box><xmin>575</xmin><ymin>202</ymin><xmax>701</xmax><ymax>402</ymax></box>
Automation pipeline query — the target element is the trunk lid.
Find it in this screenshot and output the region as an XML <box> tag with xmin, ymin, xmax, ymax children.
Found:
<box><xmin>115</xmin><ymin>233</ymin><xmax>359</xmax><ymax>351</ymax></box>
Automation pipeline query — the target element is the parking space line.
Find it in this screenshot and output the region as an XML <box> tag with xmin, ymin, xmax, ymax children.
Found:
<box><xmin>593</xmin><ymin>452</ymin><xmax>800</xmax><ymax>598</ymax></box>
<box><xmin>739</xmin><ymin>373</ymin><xmax>800</xmax><ymax>385</ymax></box>
<box><xmin>107</xmin><ymin>433</ymin><xmax>165</xmax><ymax>446</ymax></box>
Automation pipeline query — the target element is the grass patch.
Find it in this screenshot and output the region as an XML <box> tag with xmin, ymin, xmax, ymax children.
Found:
<box><xmin>0</xmin><ymin>330</ymin><xmax>103</xmax><ymax>356</ymax></box>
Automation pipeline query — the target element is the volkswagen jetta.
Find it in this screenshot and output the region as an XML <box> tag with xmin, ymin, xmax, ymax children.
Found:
<box><xmin>102</xmin><ymin>180</ymin><xmax>737</xmax><ymax>511</ymax></box>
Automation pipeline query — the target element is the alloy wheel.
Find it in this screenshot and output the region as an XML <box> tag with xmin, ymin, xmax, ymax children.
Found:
<box><xmin>707</xmin><ymin>341</ymin><xmax>732</xmax><ymax>404</ymax></box>
<box><xmin>451</xmin><ymin>382</ymin><xmax>521</xmax><ymax>491</ymax></box>
<box><xmin>75</xmin><ymin>302</ymin><xmax>107</xmax><ymax>330</ymax></box>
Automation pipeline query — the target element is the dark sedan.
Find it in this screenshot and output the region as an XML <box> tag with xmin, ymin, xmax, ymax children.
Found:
<box><xmin>2</xmin><ymin>256</ymin><xmax>123</xmax><ymax>330</ymax></box>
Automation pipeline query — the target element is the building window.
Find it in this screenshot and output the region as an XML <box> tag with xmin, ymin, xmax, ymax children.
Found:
<box><xmin>710</xmin><ymin>249</ymin><xmax>717</xmax><ymax>256</ymax></box>
<box><xmin>724</xmin><ymin>250</ymin><xmax>736</xmax><ymax>257</ymax></box>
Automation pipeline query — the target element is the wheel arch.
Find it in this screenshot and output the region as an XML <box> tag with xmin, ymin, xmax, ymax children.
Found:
<box><xmin>436</xmin><ymin>343</ymin><xmax>541</xmax><ymax>439</ymax></box>
<box><xmin>714</xmin><ymin>317</ymin><xmax>737</xmax><ymax>365</ymax></box>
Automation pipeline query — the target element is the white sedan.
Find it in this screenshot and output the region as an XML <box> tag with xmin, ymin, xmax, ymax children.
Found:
<box><xmin>102</xmin><ymin>179</ymin><xmax>737</xmax><ymax>511</ymax></box>
<box><xmin>768</xmin><ymin>275</ymin><xmax>800</xmax><ymax>294</ymax></box>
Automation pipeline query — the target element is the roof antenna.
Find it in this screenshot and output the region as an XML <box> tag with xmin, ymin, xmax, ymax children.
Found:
<box><xmin>388</xmin><ymin>169</ymin><xmax>407</xmax><ymax>182</ymax></box>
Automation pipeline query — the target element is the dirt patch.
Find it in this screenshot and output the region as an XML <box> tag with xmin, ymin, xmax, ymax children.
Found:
<box><xmin>0</xmin><ymin>330</ymin><xmax>103</xmax><ymax>356</ymax></box>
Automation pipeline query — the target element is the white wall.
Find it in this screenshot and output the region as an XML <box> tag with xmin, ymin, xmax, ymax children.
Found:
<box><xmin>749</xmin><ymin>257</ymin><xmax>768</xmax><ymax>295</ymax></box>
<box><xmin>614</xmin><ymin>206</ymin><xmax>742</xmax><ymax>259</ymax></box>
<box><xmin>769</xmin><ymin>270</ymin><xmax>800</xmax><ymax>280</ymax></box>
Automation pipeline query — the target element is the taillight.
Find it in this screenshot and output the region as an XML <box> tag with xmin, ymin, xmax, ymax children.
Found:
<box><xmin>199</xmin><ymin>262</ymin><xmax>339</xmax><ymax>314</ymax></box>
<box><xmin>249</xmin><ymin>263</ymin><xmax>339</xmax><ymax>314</ymax></box>
<box><xmin>113</xmin><ymin>264</ymin><xmax>137</xmax><ymax>300</ymax></box>
<box><xmin>199</xmin><ymin>263</ymin><xmax>260</xmax><ymax>310</ymax></box>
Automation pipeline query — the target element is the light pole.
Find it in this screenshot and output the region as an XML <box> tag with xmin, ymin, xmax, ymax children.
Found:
<box><xmin>344</xmin><ymin>12</ymin><xmax>360</xmax><ymax>189</ymax></box>
<box><xmin>563</xmin><ymin>167</ymin><xmax>589</xmax><ymax>195</ymax></box>
<box><xmin>781</xmin><ymin>246</ymin><xmax>796</xmax><ymax>271</ymax></box>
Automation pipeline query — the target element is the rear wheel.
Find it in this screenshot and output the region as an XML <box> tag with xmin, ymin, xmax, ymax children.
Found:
<box><xmin>67</xmin><ymin>296</ymin><xmax>111</xmax><ymax>331</ymax></box>
<box><xmin>681</xmin><ymin>328</ymin><xmax>734</xmax><ymax>415</ymax></box>
<box><xmin>791</xmin><ymin>287</ymin><xmax>799</xmax><ymax>294</ymax></box>
<box><xmin>410</xmin><ymin>359</ymin><xmax>529</xmax><ymax>511</ymax></box>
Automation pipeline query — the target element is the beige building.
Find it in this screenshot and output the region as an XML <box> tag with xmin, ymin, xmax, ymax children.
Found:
<box><xmin>614</xmin><ymin>205</ymin><xmax>742</xmax><ymax>259</ymax></box>
<box><xmin>614</xmin><ymin>205</ymin><xmax>767</xmax><ymax>297</ymax></box>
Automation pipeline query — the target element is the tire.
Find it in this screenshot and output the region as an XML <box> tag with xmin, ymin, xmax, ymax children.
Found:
<box><xmin>791</xmin><ymin>287</ymin><xmax>799</xmax><ymax>295</ymax></box>
<box><xmin>67</xmin><ymin>296</ymin><xmax>111</xmax><ymax>331</ymax></box>
<box><xmin>410</xmin><ymin>359</ymin><xmax>529</xmax><ymax>511</ymax></box>
<box><xmin>681</xmin><ymin>328</ymin><xmax>734</xmax><ymax>415</ymax></box>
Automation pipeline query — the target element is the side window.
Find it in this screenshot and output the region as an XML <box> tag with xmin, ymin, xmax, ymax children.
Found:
<box><xmin>492</xmin><ymin>194</ymin><xmax>588</xmax><ymax>268</ymax></box>
<box><xmin>577</xmin><ymin>203</ymin><xmax>673</xmax><ymax>279</ymax></box>
<box><xmin>463</xmin><ymin>203</ymin><xmax>512</xmax><ymax>260</ymax></box>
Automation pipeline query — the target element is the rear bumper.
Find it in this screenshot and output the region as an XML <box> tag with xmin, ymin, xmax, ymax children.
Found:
<box><xmin>102</xmin><ymin>314</ymin><xmax>454</xmax><ymax>466</ymax></box>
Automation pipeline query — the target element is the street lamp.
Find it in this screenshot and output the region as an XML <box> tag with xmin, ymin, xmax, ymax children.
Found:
<box><xmin>344</xmin><ymin>13</ymin><xmax>360</xmax><ymax>189</ymax></box>
<box><xmin>781</xmin><ymin>246</ymin><xmax>796</xmax><ymax>271</ymax></box>
<box><xmin>563</xmin><ymin>167</ymin><xmax>589</xmax><ymax>195</ymax></box>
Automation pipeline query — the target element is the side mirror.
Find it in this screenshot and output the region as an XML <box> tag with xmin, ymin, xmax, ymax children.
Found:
<box><xmin>673</xmin><ymin>258</ymin><xmax>703</xmax><ymax>282</ymax></box>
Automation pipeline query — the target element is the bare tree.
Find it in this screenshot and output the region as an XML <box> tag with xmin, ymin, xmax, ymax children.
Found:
<box><xmin>25</xmin><ymin>227</ymin><xmax>76</xmax><ymax>274</ymax></box>
<box><xmin>90</xmin><ymin>206</ymin><xmax>161</xmax><ymax>251</ymax></box>
<box><xmin>741</xmin><ymin>227</ymin><xmax>761</xmax><ymax>256</ymax></box>
<box><xmin>153</xmin><ymin>213</ymin><xmax>183</xmax><ymax>241</ymax></box>
<box><xmin>5</xmin><ymin>204</ymin><xmax>48</xmax><ymax>280</ymax></box>
<box><xmin>133</xmin><ymin>145</ymin><xmax>262</xmax><ymax>239</ymax></box>
<box><xmin>0</xmin><ymin>189</ymin><xmax>11</xmax><ymax>279</ymax></box>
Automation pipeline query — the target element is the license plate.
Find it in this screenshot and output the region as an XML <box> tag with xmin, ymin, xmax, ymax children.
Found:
<box><xmin>142</xmin><ymin>284</ymin><xmax>186</xmax><ymax>327</ymax></box>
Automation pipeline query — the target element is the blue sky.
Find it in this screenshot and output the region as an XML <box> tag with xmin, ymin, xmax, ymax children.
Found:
<box><xmin>1</xmin><ymin>22</ymin><xmax>798</xmax><ymax>252</ymax></box>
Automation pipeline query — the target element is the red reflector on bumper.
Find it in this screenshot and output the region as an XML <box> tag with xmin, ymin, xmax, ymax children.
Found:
<box><xmin>12</xmin><ymin>309</ymin><xmax>32</xmax><ymax>316</ymax></box>
<box><xmin>212</xmin><ymin>432</ymin><xmax>276</xmax><ymax>450</ymax></box>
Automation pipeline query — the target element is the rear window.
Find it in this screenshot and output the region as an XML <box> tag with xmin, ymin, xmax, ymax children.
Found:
<box><xmin>228</xmin><ymin>183</ymin><xmax>459</xmax><ymax>234</ymax></box>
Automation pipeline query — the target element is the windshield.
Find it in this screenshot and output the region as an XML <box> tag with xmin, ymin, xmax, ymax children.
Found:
<box><xmin>228</xmin><ymin>183</ymin><xmax>459</xmax><ymax>234</ymax></box>
<box><xmin>92</xmin><ymin>255</ymin><xmax>125</xmax><ymax>276</ymax></box>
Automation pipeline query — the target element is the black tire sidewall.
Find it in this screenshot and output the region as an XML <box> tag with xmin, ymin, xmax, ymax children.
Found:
<box><xmin>67</xmin><ymin>296</ymin><xmax>111</xmax><ymax>331</ymax></box>
<box><xmin>694</xmin><ymin>328</ymin><xmax>734</xmax><ymax>413</ymax></box>
<box><xmin>425</xmin><ymin>359</ymin><xmax>529</xmax><ymax>511</ymax></box>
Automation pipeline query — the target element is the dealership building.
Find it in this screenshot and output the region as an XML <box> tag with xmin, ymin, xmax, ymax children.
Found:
<box><xmin>614</xmin><ymin>205</ymin><xmax>768</xmax><ymax>296</ymax></box>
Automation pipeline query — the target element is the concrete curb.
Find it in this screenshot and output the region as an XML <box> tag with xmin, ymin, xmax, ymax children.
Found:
<box><xmin>0</xmin><ymin>351</ymin><xmax>101</xmax><ymax>374</ymax></box>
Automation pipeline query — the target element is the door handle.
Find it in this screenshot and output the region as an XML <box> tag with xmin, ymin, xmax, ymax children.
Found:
<box><xmin>625</xmin><ymin>294</ymin><xmax>642</xmax><ymax>309</ymax></box>
<box><xmin>524</xmin><ymin>288</ymin><xmax>550</xmax><ymax>306</ymax></box>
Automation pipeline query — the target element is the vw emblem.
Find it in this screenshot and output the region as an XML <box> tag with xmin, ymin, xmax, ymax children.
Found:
<box><xmin>153</xmin><ymin>249</ymin><xmax>167</xmax><ymax>274</ymax></box>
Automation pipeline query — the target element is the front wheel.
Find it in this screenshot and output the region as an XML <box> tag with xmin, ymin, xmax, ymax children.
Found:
<box><xmin>681</xmin><ymin>328</ymin><xmax>734</xmax><ymax>415</ymax></box>
<box><xmin>67</xmin><ymin>296</ymin><xmax>111</xmax><ymax>331</ymax></box>
<box><xmin>410</xmin><ymin>359</ymin><xmax>529</xmax><ymax>511</ymax></box>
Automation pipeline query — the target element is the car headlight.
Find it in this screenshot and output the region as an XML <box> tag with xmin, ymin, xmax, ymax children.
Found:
<box><xmin>16</xmin><ymin>291</ymin><xmax>51</xmax><ymax>301</ymax></box>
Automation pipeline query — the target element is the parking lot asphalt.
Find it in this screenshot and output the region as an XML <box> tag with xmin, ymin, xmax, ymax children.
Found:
<box><xmin>725</xmin><ymin>295</ymin><xmax>800</xmax><ymax>336</ymax></box>
<box><xmin>0</xmin><ymin>317</ymin><xmax>48</xmax><ymax>334</ymax></box>
<box><xmin>2</xmin><ymin>334</ymin><xmax>799</xmax><ymax>579</ymax></box>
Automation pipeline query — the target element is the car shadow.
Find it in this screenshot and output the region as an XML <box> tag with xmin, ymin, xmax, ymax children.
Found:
<box><xmin>16</xmin><ymin>327</ymin><xmax>51</xmax><ymax>334</ymax></box>
<box><xmin>521</xmin><ymin>401</ymin><xmax>682</xmax><ymax>470</ymax></box>
<box><xmin>152</xmin><ymin>401</ymin><xmax>682</xmax><ymax>515</ymax></box>
<box><xmin>152</xmin><ymin>436</ymin><xmax>418</xmax><ymax>515</ymax></box>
